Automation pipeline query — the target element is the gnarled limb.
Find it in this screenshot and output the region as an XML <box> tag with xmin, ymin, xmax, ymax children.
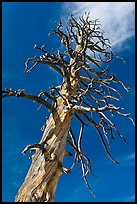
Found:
<box><xmin>2</xmin><ymin>88</ymin><xmax>53</xmax><ymax>111</ymax></box>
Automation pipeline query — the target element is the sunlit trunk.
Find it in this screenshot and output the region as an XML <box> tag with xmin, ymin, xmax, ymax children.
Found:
<box><xmin>15</xmin><ymin>74</ymin><xmax>79</xmax><ymax>202</ymax></box>
<box><xmin>15</xmin><ymin>102</ymin><xmax>73</xmax><ymax>202</ymax></box>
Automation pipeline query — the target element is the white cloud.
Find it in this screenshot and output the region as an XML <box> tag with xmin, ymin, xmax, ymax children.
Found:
<box><xmin>119</xmin><ymin>152</ymin><xmax>135</xmax><ymax>163</ymax></box>
<box><xmin>63</xmin><ymin>2</ymin><xmax>135</xmax><ymax>50</ymax></box>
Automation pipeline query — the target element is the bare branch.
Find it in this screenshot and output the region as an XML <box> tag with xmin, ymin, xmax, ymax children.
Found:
<box><xmin>67</xmin><ymin>135</ymin><xmax>96</xmax><ymax>196</ymax></box>
<box><xmin>2</xmin><ymin>88</ymin><xmax>53</xmax><ymax>111</ymax></box>
<box><xmin>99</xmin><ymin>112</ymin><xmax>128</xmax><ymax>144</ymax></box>
<box><xmin>73</xmin><ymin>104</ymin><xmax>121</xmax><ymax>113</ymax></box>
<box><xmin>78</xmin><ymin>111</ymin><xmax>119</xmax><ymax>164</ymax></box>
<box><xmin>24</xmin><ymin>55</ymin><xmax>63</xmax><ymax>76</ymax></box>
<box><xmin>22</xmin><ymin>143</ymin><xmax>45</xmax><ymax>155</ymax></box>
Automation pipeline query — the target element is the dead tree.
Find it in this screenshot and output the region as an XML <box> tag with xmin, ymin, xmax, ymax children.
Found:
<box><xmin>2</xmin><ymin>12</ymin><xmax>135</xmax><ymax>202</ymax></box>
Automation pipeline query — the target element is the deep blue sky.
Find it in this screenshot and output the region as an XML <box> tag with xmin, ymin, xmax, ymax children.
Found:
<box><xmin>2</xmin><ymin>2</ymin><xmax>135</xmax><ymax>202</ymax></box>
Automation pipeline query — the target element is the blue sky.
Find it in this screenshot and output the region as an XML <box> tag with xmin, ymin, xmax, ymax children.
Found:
<box><xmin>2</xmin><ymin>2</ymin><xmax>135</xmax><ymax>202</ymax></box>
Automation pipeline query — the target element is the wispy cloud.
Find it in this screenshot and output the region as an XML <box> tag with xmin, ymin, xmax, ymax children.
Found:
<box><xmin>93</xmin><ymin>152</ymin><xmax>135</xmax><ymax>168</ymax></box>
<box><xmin>124</xmin><ymin>194</ymin><xmax>135</xmax><ymax>202</ymax></box>
<box><xmin>118</xmin><ymin>152</ymin><xmax>135</xmax><ymax>166</ymax></box>
<box><xmin>119</xmin><ymin>152</ymin><xmax>135</xmax><ymax>161</ymax></box>
<box><xmin>63</xmin><ymin>2</ymin><xmax>135</xmax><ymax>50</ymax></box>
<box><xmin>75</xmin><ymin>186</ymin><xmax>86</xmax><ymax>193</ymax></box>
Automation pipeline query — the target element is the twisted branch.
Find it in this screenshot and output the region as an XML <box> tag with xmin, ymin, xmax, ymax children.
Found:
<box><xmin>2</xmin><ymin>88</ymin><xmax>53</xmax><ymax>111</ymax></box>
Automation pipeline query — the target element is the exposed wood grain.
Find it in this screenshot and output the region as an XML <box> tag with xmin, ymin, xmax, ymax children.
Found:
<box><xmin>15</xmin><ymin>108</ymin><xmax>73</xmax><ymax>201</ymax></box>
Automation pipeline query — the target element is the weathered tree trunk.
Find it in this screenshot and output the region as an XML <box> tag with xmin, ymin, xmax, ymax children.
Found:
<box><xmin>3</xmin><ymin>13</ymin><xmax>135</xmax><ymax>202</ymax></box>
<box><xmin>15</xmin><ymin>75</ymin><xmax>79</xmax><ymax>202</ymax></box>
<box><xmin>15</xmin><ymin>101</ymin><xmax>73</xmax><ymax>201</ymax></box>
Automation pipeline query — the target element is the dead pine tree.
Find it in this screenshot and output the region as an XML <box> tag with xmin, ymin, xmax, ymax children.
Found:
<box><xmin>2</xmin><ymin>12</ymin><xmax>135</xmax><ymax>202</ymax></box>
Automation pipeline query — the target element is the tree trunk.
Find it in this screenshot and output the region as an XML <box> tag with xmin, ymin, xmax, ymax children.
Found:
<box><xmin>3</xmin><ymin>13</ymin><xmax>134</xmax><ymax>202</ymax></box>
<box><xmin>15</xmin><ymin>76</ymin><xmax>79</xmax><ymax>202</ymax></box>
